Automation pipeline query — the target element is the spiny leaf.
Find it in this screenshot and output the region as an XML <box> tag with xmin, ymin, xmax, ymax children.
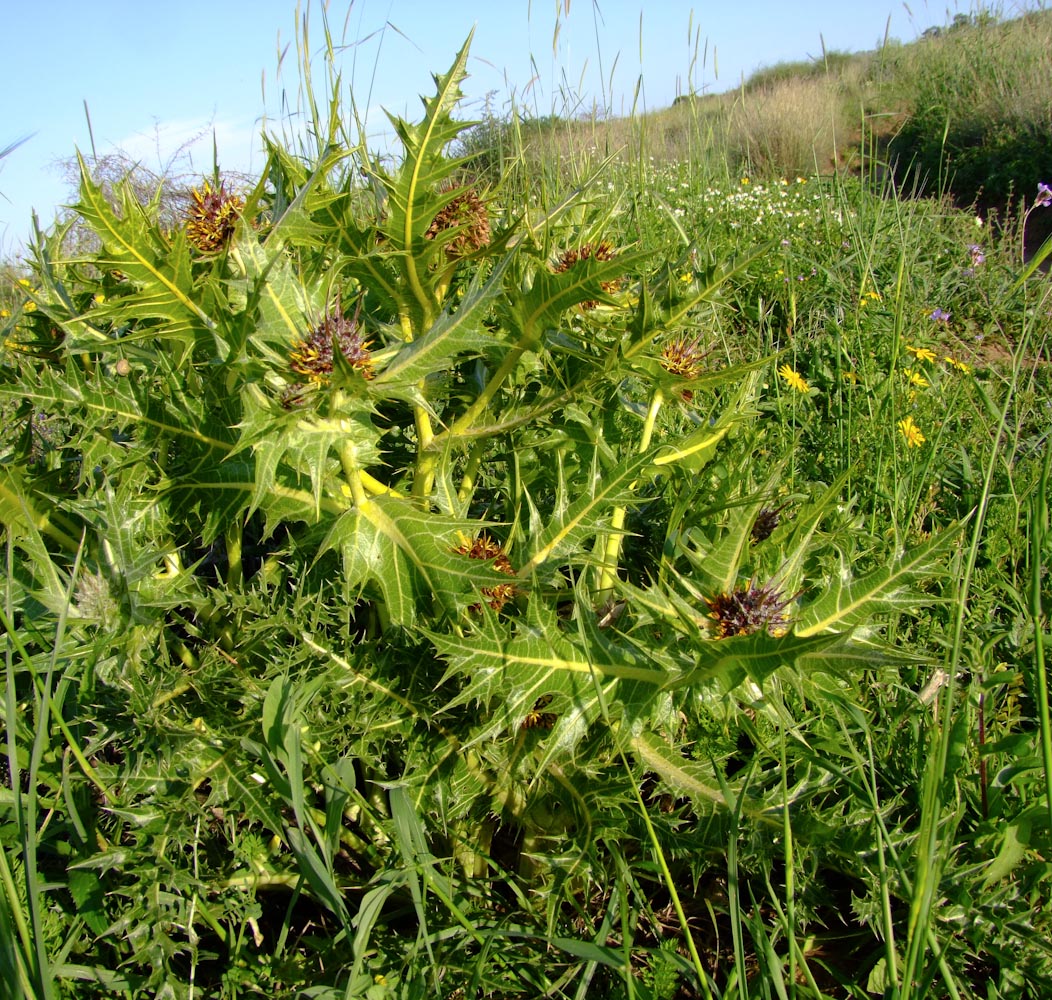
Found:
<box><xmin>518</xmin><ymin>450</ymin><xmax>653</xmax><ymax>577</ymax></box>
<box><xmin>73</xmin><ymin>152</ymin><xmax>213</xmax><ymax>335</ymax></box>
<box><xmin>794</xmin><ymin>526</ymin><xmax>962</xmax><ymax>637</ymax></box>
<box><xmin>372</xmin><ymin>250</ymin><xmax>515</xmax><ymax>390</ymax></box>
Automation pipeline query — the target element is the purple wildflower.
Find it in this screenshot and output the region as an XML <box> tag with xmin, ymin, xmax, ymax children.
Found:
<box><xmin>967</xmin><ymin>244</ymin><xmax>985</xmax><ymax>267</ymax></box>
<box><xmin>1036</xmin><ymin>182</ymin><xmax>1052</xmax><ymax>208</ymax></box>
<box><xmin>930</xmin><ymin>308</ymin><xmax>951</xmax><ymax>323</ymax></box>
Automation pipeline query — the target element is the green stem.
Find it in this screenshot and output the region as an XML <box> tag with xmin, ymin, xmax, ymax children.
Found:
<box><xmin>595</xmin><ymin>387</ymin><xmax>664</xmax><ymax>600</ymax></box>
<box><xmin>1031</xmin><ymin>445</ymin><xmax>1052</xmax><ymax>838</ymax></box>
<box><xmin>456</xmin><ymin>440</ymin><xmax>488</xmax><ymax>506</ymax></box>
<box><xmin>225</xmin><ymin>518</ymin><xmax>243</xmax><ymax>590</ymax></box>
<box><xmin>333</xmin><ymin>391</ymin><xmax>368</xmax><ymax>507</ymax></box>
<box><xmin>412</xmin><ymin>397</ymin><xmax>437</xmax><ymax>501</ymax></box>
<box><xmin>433</xmin><ymin>333</ymin><xmax>536</xmax><ymax>449</ymax></box>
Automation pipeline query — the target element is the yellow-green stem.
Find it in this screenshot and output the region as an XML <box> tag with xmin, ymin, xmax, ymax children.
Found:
<box><xmin>332</xmin><ymin>390</ymin><xmax>369</xmax><ymax>506</ymax></box>
<box><xmin>225</xmin><ymin>518</ymin><xmax>243</xmax><ymax>589</ymax></box>
<box><xmin>436</xmin><ymin>334</ymin><xmax>535</xmax><ymax>447</ymax></box>
<box><xmin>412</xmin><ymin>397</ymin><xmax>437</xmax><ymax>500</ymax></box>
<box><xmin>457</xmin><ymin>440</ymin><xmax>488</xmax><ymax>505</ymax></box>
<box><xmin>595</xmin><ymin>388</ymin><xmax>664</xmax><ymax>599</ymax></box>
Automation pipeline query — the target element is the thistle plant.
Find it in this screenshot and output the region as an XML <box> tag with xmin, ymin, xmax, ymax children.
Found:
<box><xmin>0</xmin><ymin>27</ymin><xmax>975</xmax><ymax>999</ymax></box>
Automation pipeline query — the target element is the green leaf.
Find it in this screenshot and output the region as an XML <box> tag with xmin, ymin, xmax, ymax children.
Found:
<box><xmin>518</xmin><ymin>450</ymin><xmax>652</xmax><ymax>577</ymax></box>
<box><xmin>429</xmin><ymin>601</ymin><xmax>673</xmax><ymax>748</ymax></box>
<box><xmin>372</xmin><ymin>250</ymin><xmax>515</xmax><ymax>390</ymax></box>
<box><xmin>321</xmin><ymin>495</ymin><xmax>517</xmax><ymax>624</ymax></box>
<box><xmin>72</xmin><ymin>152</ymin><xmax>214</xmax><ymax>339</ymax></box>
<box><xmin>794</xmin><ymin>526</ymin><xmax>962</xmax><ymax>637</ymax></box>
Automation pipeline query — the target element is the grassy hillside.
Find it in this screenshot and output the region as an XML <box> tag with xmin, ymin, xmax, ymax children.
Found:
<box><xmin>459</xmin><ymin>7</ymin><xmax>1052</xmax><ymax>221</ymax></box>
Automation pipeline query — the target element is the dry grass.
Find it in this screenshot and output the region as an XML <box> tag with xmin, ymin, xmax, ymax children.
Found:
<box><xmin>724</xmin><ymin>76</ymin><xmax>853</xmax><ymax>177</ymax></box>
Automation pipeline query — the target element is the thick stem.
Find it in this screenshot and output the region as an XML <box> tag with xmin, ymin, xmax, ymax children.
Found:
<box><xmin>225</xmin><ymin>517</ymin><xmax>243</xmax><ymax>589</ymax></box>
<box><xmin>594</xmin><ymin>388</ymin><xmax>664</xmax><ymax>601</ymax></box>
<box><xmin>456</xmin><ymin>440</ymin><xmax>488</xmax><ymax>506</ymax></box>
<box><xmin>412</xmin><ymin>399</ymin><xmax>437</xmax><ymax>501</ymax></box>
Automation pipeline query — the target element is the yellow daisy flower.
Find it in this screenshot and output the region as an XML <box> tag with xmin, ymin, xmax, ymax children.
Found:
<box><xmin>944</xmin><ymin>356</ymin><xmax>972</xmax><ymax>374</ymax></box>
<box><xmin>778</xmin><ymin>364</ymin><xmax>809</xmax><ymax>394</ymax></box>
<box><xmin>906</xmin><ymin>344</ymin><xmax>937</xmax><ymax>363</ymax></box>
<box><xmin>898</xmin><ymin>416</ymin><xmax>926</xmax><ymax>448</ymax></box>
<box><xmin>903</xmin><ymin>368</ymin><xmax>929</xmax><ymax>389</ymax></box>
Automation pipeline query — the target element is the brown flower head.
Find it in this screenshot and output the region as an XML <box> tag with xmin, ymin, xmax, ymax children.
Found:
<box><xmin>751</xmin><ymin>503</ymin><xmax>790</xmax><ymax>544</ymax></box>
<box><xmin>520</xmin><ymin>694</ymin><xmax>557</xmax><ymax>731</ymax></box>
<box><xmin>553</xmin><ymin>240</ymin><xmax>621</xmax><ymax>308</ymax></box>
<box><xmin>425</xmin><ymin>186</ymin><xmax>491</xmax><ymax>258</ymax></box>
<box><xmin>290</xmin><ymin>296</ymin><xmax>374</xmax><ymax>385</ymax></box>
<box><xmin>186</xmin><ymin>182</ymin><xmax>243</xmax><ymax>253</ymax></box>
<box><xmin>705</xmin><ymin>582</ymin><xmax>795</xmax><ymax>638</ymax></box>
<box><xmin>660</xmin><ymin>335</ymin><xmax>708</xmax><ymax>380</ymax></box>
<box><xmin>453</xmin><ymin>532</ymin><xmax>516</xmax><ymax>612</ymax></box>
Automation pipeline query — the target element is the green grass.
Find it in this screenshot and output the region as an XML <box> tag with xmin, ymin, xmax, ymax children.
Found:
<box><xmin>1</xmin><ymin>5</ymin><xmax>1051</xmax><ymax>999</ymax></box>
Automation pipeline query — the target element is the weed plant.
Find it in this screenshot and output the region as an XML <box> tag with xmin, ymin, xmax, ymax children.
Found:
<box><xmin>1</xmin><ymin>10</ymin><xmax>1052</xmax><ymax>1000</ymax></box>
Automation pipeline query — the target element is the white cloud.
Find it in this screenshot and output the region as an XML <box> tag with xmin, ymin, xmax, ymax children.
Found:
<box><xmin>106</xmin><ymin>115</ymin><xmax>265</xmax><ymax>180</ymax></box>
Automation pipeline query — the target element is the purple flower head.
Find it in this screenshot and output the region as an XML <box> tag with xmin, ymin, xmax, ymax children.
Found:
<box><xmin>1036</xmin><ymin>182</ymin><xmax>1052</xmax><ymax>208</ymax></box>
<box><xmin>930</xmin><ymin>308</ymin><xmax>951</xmax><ymax>323</ymax></box>
<box><xmin>967</xmin><ymin>244</ymin><xmax>985</xmax><ymax>266</ymax></box>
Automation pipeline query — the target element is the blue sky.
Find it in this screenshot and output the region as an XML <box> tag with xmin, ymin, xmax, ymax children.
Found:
<box><xmin>0</xmin><ymin>0</ymin><xmax>960</xmax><ymax>256</ymax></box>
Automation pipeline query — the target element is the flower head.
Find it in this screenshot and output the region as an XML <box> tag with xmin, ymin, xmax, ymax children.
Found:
<box><xmin>660</xmin><ymin>335</ymin><xmax>707</xmax><ymax>380</ymax></box>
<box><xmin>967</xmin><ymin>244</ymin><xmax>985</xmax><ymax>267</ymax></box>
<box><xmin>705</xmin><ymin>582</ymin><xmax>795</xmax><ymax>638</ymax></box>
<box><xmin>903</xmin><ymin>368</ymin><xmax>930</xmax><ymax>389</ymax></box>
<box><xmin>1035</xmin><ymin>182</ymin><xmax>1052</xmax><ymax>209</ymax></box>
<box><xmin>425</xmin><ymin>186</ymin><xmax>491</xmax><ymax>258</ymax></box>
<box><xmin>906</xmin><ymin>344</ymin><xmax>937</xmax><ymax>363</ymax></box>
<box><xmin>186</xmin><ymin>182</ymin><xmax>243</xmax><ymax>253</ymax></box>
<box><xmin>929</xmin><ymin>308</ymin><xmax>951</xmax><ymax>323</ymax></box>
<box><xmin>290</xmin><ymin>296</ymin><xmax>373</xmax><ymax>385</ymax></box>
<box><xmin>778</xmin><ymin>364</ymin><xmax>809</xmax><ymax>394</ymax></box>
<box><xmin>944</xmin><ymin>355</ymin><xmax>972</xmax><ymax>374</ymax></box>
<box><xmin>453</xmin><ymin>532</ymin><xmax>516</xmax><ymax>612</ymax></box>
<box><xmin>898</xmin><ymin>415</ymin><xmax>926</xmax><ymax>448</ymax></box>
<box><xmin>751</xmin><ymin>504</ymin><xmax>789</xmax><ymax>544</ymax></box>
<box><xmin>552</xmin><ymin>240</ymin><xmax>620</xmax><ymax>308</ymax></box>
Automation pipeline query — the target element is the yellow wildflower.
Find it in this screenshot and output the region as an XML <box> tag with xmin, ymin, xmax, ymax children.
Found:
<box><xmin>898</xmin><ymin>416</ymin><xmax>926</xmax><ymax>448</ymax></box>
<box><xmin>903</xmin><ymin>368</ymin><xmax>929</xmax><ymax>389</ymax></box>
<box><xmin>906</xmin><ymin>344</ymin><xmax>937</xmax><ymax>363</ymax></box>
<box><xmin>944</xmin><ymin>356</ymin><xmax>972</xmax><ymax>374</ymax></box>
<box><xmin>778</xmin><ymin>364</ymin><xmax>809</xmax><ymax>394</ymax></box>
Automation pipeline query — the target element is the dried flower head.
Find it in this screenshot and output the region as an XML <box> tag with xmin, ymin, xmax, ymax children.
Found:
<box><xmin>186</xmin><ymin>182</ymin><xmax>243</xmax><ymax>253</ymax></box>
<box><xmin>453</xmin><ymin>532</ymin><xmax>516</xmax><ymax>612</ymax></box>
<box><xmin>660</xmin><ymin>335</ymin><xmax>707</xmax><ymax>380</ymax></box>
<box><xmin>290</xmin><ymin>297</ymin><xmax>373</xmax><ymax>385</ymax></box>
<box><xmin>751</xmin><ymin>504</ymin><xmax>788</xmax><ymax>544</ymax></box>
<box><xmin>553</xmin><ymin>240</ymin><xmax>621</xmax><ymax>307</ymax></box>
<box><xmin>425</xmin><ymin>186</ymin><xmax>491</xmax><ymax>257</ymax></box>
<box><xmin>705</xmin><ymin>582</ymin><xmax>795</xmax><ymax>638</ymax></box>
